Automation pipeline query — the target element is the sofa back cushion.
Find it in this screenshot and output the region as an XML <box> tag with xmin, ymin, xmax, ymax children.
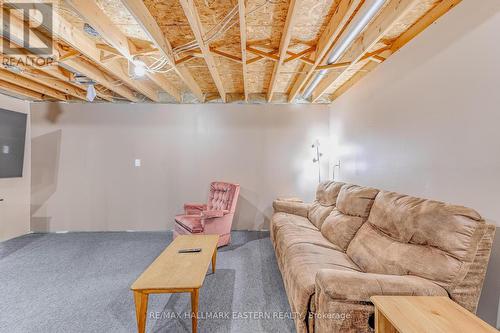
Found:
<box><xmin>346</xmin><ymin>191</ymin><xmax>486</xmax><ymax>290</ymax></box>
<box><xmin>321</xmin><ymin>185</ymin><xmax>379</xmax><ymax>250</ymax></box>
<box><xmin>308</xmin><ymin>181</ymin><xmax>344</xmax><ymax>229</ymax></box>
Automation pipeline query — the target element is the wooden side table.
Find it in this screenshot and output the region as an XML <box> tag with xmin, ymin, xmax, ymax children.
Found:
<box><xmin>370</xmin><ymin>296</ymin><xmax>498</xmax><ymax>333</ymax></box>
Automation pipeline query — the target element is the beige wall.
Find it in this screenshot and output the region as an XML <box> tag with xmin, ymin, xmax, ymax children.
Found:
<box><xmin>328</xmin><ymin>0</ymin><xmax>499</xmax><ymax>326</ymax></box>
<box><xmin>30</xmin><ymin>102</ymin><xmax>330</xmax><ymax>232</ymax></box>
<box><xmin>0</xmin><ymin>94</ymin><xmax>30</xmax><ymax>241</ymax></box>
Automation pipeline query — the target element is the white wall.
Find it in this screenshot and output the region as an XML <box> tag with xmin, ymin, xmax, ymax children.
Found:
<box><xmin>0</xmin><ymin>94</ymin><xmax>30</xmax><ymax>241</ymax></box>
<box><xmin>328</xmin><ymin>0</ymin><xmax>500</xmax><ymax>326</ymax></box>
<box><xmin>30</xmin><ymin>102</ymin><xmax>330</xmax><ymax>232</ymax></box>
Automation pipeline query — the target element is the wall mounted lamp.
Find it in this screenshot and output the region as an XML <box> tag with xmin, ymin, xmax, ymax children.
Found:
<box><xmin>312</xmin><ymin>139</ymin><xmax>323</xmax><ymax>183</ymax></box>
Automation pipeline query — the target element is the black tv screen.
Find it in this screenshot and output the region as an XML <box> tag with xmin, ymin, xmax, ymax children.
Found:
<box><xmin>0</xmin><ymin>108</ymin><xmax>27</xmax><ymax>178</ymax></box>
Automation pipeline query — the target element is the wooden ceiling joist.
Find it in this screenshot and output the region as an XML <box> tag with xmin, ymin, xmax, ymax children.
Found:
<box><xmin>390</xmin><ymin>0</ymin><xmax>462</xmax><ymax>54</ymax></box>
<box><xmin>5</xmin><ymin>1</ymin><xmax>157</xmax><ymax>102</ymax></box>
<box><xmin>2</xmin><ymin>2</ymin><xmax>138</xmax><ymax>102</ymax></box>
<box><xmin>0</xmin><ymin>54</ymin><xmax>87</xmax><ymax>101</ymax></box>
<box><xmin>288</xmin><ymin>0</ymin><xmax>362</xmax><ymax>102</ymax></box>
<box><xmin>266</xmin><ymin>0</ymin><xmax>300</xmax><ymax>102</ymax></box>
<box><xmin>120</xmin><ymin>0</ymin><xmax>205</xmax><ymax>102</ymax></box>
<box><xmin>0</xmin><ymin>0</ymin><xmax>463</xmax><ymax>104</ymax></box>
<box><xmin>311</xmin><ymin>0</ymin><xmax>421</xmax><ymax>102</ymax></box>
<box><xmin>0</xmin><ymin>68</ymin><xmax>67</xmax><ymax>101</ymax></box>
<box><xmin>238</xmin><ymin>0</ymin><xmax>249</xmax><ymax>101</ymax></box>
<box><xmin>64</xmin><ymin>0</ymin><xmax>180</xmax><ymax>102</ymax></box>
<box><xmin>179</xmin><ymin>0</ymin><xmax>227</xmax><ymax>102</ymax></box>
<box><xmin>328</xmin><ymin>0</ymin><xmax>463</xmax><ymax>103</ymax></box>
<box><xmin>0</xmin><ymin>79</ymin><xmax>47</xmax><ymax>100</ymax></box>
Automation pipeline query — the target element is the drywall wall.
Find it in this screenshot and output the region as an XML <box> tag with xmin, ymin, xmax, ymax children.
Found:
<box><xmin>328</xmin><ymin>0</ymin><xmax>499</xmax><ymax>326</ymax></box>
<box><xmin>30</xmin><ymin>103</ymin><xmax>329</xmax><ymax>232</ymax></box>
<box><xmin>0</xmin><ymin>94</ymin><xmax>30</xmax><ymax>241</ymax></box>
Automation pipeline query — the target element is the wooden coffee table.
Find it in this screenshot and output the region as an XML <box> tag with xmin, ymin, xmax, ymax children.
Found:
<box><xmin>371</xmin><ymin>296</ymin><xmax>498</xmax><ymax>333</ymax></box>
<box><xmin>131</xmin><ymin>234</ymin><xmax>219</xmax><ymax>333</ymax></box>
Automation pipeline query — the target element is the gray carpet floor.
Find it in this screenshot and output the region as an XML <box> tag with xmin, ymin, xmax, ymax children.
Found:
<box><xmin>0</xmin><ymin>231</ymin><xmax>295</xmax><ymax>333</ymax></box>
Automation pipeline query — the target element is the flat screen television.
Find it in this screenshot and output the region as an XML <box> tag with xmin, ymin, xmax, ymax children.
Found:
<box><xmin>0</xmin><ymin>108</ymin><xmax>27</xmax><ymax>178</ymax></box>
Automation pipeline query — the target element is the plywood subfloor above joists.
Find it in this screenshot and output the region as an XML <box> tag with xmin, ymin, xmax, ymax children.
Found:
<box><xmin>0</xmin><ymin>0</ymin><xmax>462</xmax><ymax>103</ymax></box>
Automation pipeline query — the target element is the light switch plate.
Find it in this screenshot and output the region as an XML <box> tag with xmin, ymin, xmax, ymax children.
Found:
<box><xmin>134</xmin><ymin>159</ymin><xmax>141</xmax><ymax>167</ymax></box>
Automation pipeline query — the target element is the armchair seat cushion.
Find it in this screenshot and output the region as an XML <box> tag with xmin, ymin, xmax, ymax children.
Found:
<box><xmin>174</xmin><ymin>215</ymin><xmax>204</xmax><ymax>233</ymax></box>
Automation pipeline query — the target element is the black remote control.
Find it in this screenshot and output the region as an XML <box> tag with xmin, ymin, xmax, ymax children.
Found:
<box><xmin>178</xmin><ymin>248</ymin><xmax>202</xmax><ymax>253</ymax></box>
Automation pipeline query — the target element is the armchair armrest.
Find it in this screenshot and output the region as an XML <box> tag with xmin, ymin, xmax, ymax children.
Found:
<box><xmin>201</xmin><ymin>209</ymin><xmax>229</xmax><ymax>219</ymax></box>
<box><xmin>184</xmin><ymin>203</ymin><xmax>207</xmax><ymax>215</ymax></box>
<box><xmin>272</xmin><ymin>199</ymin><xmax>310</xmax><ymax>218</ymax></box>
<box><xmin>315</xmin><ymin>270</ymin><xmax>448</xmax><ymax>303</ymax></box>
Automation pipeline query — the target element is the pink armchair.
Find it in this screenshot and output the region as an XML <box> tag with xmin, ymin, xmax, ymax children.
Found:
<box><xmin>173</xmin><ymin>182</ymin><xmax>240</xmax><ymax>247</ymax></box>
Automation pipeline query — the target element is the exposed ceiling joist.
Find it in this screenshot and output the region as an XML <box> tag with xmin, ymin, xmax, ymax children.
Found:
<box><xmin>5</xmin><ymin>1</ymin><xmax>156</xmax><ymax>102</ymax></box>
<box><xmin>179</xmin><ymin>0</ymin><xmax>227</xmax><ymax>102</ymax></box>
<box><xmin>0</xmin><ymin>67</ymin><xmax>67</xmax><ymax>101</ymax></box>
<box><xmin>0</xmin><ymin>54</ymin><xmax>87</xmax><ymax>101</ymax></box>
<box><xmin>390</xmin><ymin>0</ymin><xmax>462</xmax><ymax>54</ymax></box>
<box><xmin>328</xmin><ymin>0</ymin><xmax>463</xmax><ymax>103</ymax></box>
<box><xmin>2</xmin><ymin>5</ymin><xmax>127</xmax><ymax>101</ymax></box>
<box><xmin>266</xmin><ymin>0</ymin><xmax>299</xmax><ymax>102</ymax></box>
<box><xmin>0</xmin><ymin>79</ymin><xmax>47</xmax><ymax>100</ymax></box>
<box><xmin>120</xmin><ymin>0</ymin><xmax>205</xmax><ymax>102</ymax></box>
<box><xmin>237</xmin><ymin>0</ymin><xmax>249</xmax><ymax>102</ymax></box>
<box><xmin>311</xmin><ymin>0</ymin><xmax>422</xmax><ymax>101</ymax></box>
<box><xmin>0</xmin><ymin>0</ymin><xmax>463</xmax><ymax>104</ymax></box>
<box><xmin>288</xmin><ymin>0</ymin><xmax>361</xmax><ymax>102</ymax></box>
<box><xmin>64</xmin><ymin>0</ymin><xmax>180</xmax><ymax>102</ymax></box>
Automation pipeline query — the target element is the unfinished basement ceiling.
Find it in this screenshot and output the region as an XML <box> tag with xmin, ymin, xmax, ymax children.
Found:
<box><xmin>0</xmin><ymin>0</ymin><xmax>460</xmax><ymax>103</ymax></box>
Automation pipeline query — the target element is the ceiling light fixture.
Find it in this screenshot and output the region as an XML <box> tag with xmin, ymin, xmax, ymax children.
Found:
<box><xmin>302</xmin><ymin>0</ymin><xmax>387</xmax><ymax>99</ymax></box>
<box><xmin>133</xmin><ymin>60</ymin><xmax>146</xmax><ymax>77</ymax></box>
<box><xmin>86</xmin><ymin>83</ymin><xmax>97</xmax><ymax>102</ymax></box>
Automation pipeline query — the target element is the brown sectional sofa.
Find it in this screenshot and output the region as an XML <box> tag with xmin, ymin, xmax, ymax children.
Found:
<box><xmin>270</xmin><ymin>181</ymin><xmax>496</xmax><ymax>333</ymax></box>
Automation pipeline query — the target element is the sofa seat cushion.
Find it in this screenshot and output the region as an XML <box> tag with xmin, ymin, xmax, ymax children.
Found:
<box><xmin>270</xmin><ymin>212</ymin><xmax>317</xmax><ymax>244</ymax></box>
<box><xmin>281</xmin><ymin>243</ymin><xmax>361</xmax><ymax>327</ymax></box>
<box><xmin>174</xmin><ymin>214</ymin><xmax>203</xmax><ymax>233</ymax></box>
<box><xmin>274</xmin><ymin>224</ymin><xmax>342</xmax><ymax>265</ymax></box>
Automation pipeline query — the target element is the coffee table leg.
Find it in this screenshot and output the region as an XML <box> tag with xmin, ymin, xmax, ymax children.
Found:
<box><xmin>134</xmin><ymin>291</ymin><xmax>149</xmax><ymax>333</ymax></box>
<box><xmin>191</xmin><ymin>288</ymin><xmax>199</xmax><ymax>333</ymax></box>
<box><xmin>375</xmin><ymin>307</ymin><xmax>397</xmax><ymax>333</ymax></box>
<box><xmin>212</xmin><ymin>247</ymin><xmax>217</xmax><ymax>274</ymax></box>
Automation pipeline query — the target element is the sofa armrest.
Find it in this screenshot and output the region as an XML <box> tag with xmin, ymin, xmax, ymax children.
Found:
<box><xmin>272</xmin><ymin>200</ymin><xmax>310</xmax><ymax>218</ymax></box>
<box><xmin>201</xmin><ymin>209</ymin><xmax>229</xmax><ymax>219</ymax></box>
<box><xmin>184</xmin><ymin>203</ymin><xmax>207</xmax><ymax>215</ymax></box>
<box><xmin>313</xmin><ymin>270</ymin><xmax>449</xmax><ymax>332</ymax></box>
<box><xmin>315</xmin><ymin>269</ymin><xmax>448</xmax><ymax>303</ymax></box>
